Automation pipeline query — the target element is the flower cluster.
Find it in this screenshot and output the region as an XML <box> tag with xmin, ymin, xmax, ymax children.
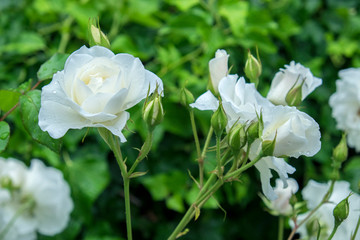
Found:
<box><xmin>38</xmin><ymin>46</ymin><xmax>163</xmax><ymax>142</ymax></box>
<box><xmin>0</xmin><ymin>158</ymin><xmax>73</xmax><ymax>240</ymax></box>
<box><xmin>294</xmin><ymin>180</ymin><xmax>360</xmax><ymax>240</ymax></box>
<box><xmin>191</xmin><ymin>50</ymin><xmax>321</xmax><ymax>200</ymax></box>
<box><xmin>329</xmin><ymin>68</ymin><xmax>360</xmax><ymax>151</ymax></box>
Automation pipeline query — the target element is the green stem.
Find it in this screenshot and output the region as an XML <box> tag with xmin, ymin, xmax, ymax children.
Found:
<box><xmin>287</xmin><ymin>180</ymin><xmax>335</xmax><ymax>240</ymax></box>
<box><xmin>224</xmin><ymin>151</ymin><xmax>263</xmax><ymax>181</ymax></box>
<box><xmin>327</xmin><ymin>224</ymin><xmax>339</xmax><ymax>240</ymax></box>
<box><xmin>58</xmin><ymin>17</ymin><xmax>74</xmax><ymax>54</ymax></box>
<box><xmin>0</xmin><ymin>200</ymin><xmax>34</xmax><ymax>239</ymax></box>
<box><xmin>351</xmin><ymin>215</ymin><xmax>360</xmax><ymax>240</ymax></box>
<box><xmin>216</xmin><ymin>135</ymin><xmax>222</xmax><ymax>177</ymax></box>
<box><xmin>123</xmin><ymin>177</ymin><xmax>133</xmax><ymax>240</ymax></box>
<box><xmin>189</xmin><ymin>110</ymin><xmax>203</xmax><ymax>188</ymax></box>
<box><xmin>111</xmin><ymin>136</ymin><xmax>132</xmax><ymax>240</ymax></box>
<box><xmin>128</xmin><ymin>131</ymin><xmax>153</xmax><ymax>175</ymax></box>
<box><xmin>198</xmin><ymin>126</ymin><xmax>214</xmax><ymax>189</ymax></box>
<box><xmin>278</xmin><ymin>216</ymin><xmax>284</xmax><ymax>240</ymax></box>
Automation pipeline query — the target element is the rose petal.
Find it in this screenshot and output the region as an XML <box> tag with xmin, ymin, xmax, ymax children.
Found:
<box><xmin>190</xmin><ymin>90</ymin><xmax>219</xmax><ymax>111</ymax></box>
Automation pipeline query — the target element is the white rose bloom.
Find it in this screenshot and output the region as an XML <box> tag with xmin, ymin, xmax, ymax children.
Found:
<box><xmin>329</xmin><ymin>68</ymin><xmax>360</xmax><ymax>151</ymax></box>
<box><xmin>0</xmin><ymin>158</ymin><xmax>73</xmax><ymax>239</ymax></box>
<box><xmin>270</xmin><ymin>178</ymin><xmax>298</xmax><ymax>215</ymax></box>
<box><xmin>267</xmin><ymin>61</ymin><xmax>322</xmax><ymax>105</ymax></box>
<box><xmin>262</xmin><ymin>105</ymin><xmax>321</xmax><ymax>158</ymax></box>
<box><xmin>190</xmin><ymin>75</ymin><xmax>273</xmax><ymax>129</ymax></box>
<box><xmin>294</xmin><ymin>180</ymin><xmax>360</xmax><ymax>240</ymax></box>
<box><xmin>218</xmin><ymin>75</ymin><xmax>273</xmax><ymax>130</ymax></box>
<box><xmin>209</xmin><ymin>49</ymin><xmax>229</xmax><ymax>94</ymax></box>
<box><xmin>22</xmin><ymin>159</ymin><xmax>74</xmax><ymax>236</ymax></box>
<box><xmin>39</xmin><ymin>45</ymin><xmax>163</xmax><ymax>142</ymax></box>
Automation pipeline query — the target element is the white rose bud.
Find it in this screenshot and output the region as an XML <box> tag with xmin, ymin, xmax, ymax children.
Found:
<box><xmin>271</xmin><ymin>178</ymin><xmax>298</xmax><ymax>215</ymax></box>
<box><xmin>38</xmin><ymin>46</ymin><xmax>163</xmax><ymax>142</ymax></box>
<box><xmin>209</xmin><ymin>49</ymin><xmax>229</xmax><ymax>95</ymax></box>
<box><xmin>267</xmin><ymin>61</ymin><xmax>322</xmax><ymax>106</ymax></box>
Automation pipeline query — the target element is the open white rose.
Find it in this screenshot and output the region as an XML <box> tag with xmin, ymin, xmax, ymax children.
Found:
<box><xmin>191</xmin><ymin>75</ymin><xmax>273</xmax><ymax>130</ymax></box>
<box><xmin>39</xmin><ymin>45</ymin><xmax>163</xmax><ymax>142</ymax></box>
<box><xmin>329</xmin><ymin>68</ymin><xmax>360</xmax><ymax>151</ymax></box>
<box><xmin>0</xmin><ymin>158</ymin><xmax>73</xmax><ymax>239</ymax></box>
<box><xmin>262</xmin><ymin>105</ymin><xmax>321</xmax><ymax>158</ymax></box>
<box><xmin>209</xmin><ymin>49</ymin><xmax>229</xmax><ymax>94</ymax></box>
<box><xmin>294</xmin><ymin>180</ymin><xmax>360</xmax><ymax>240</ymax></box>
<box><xmin>267</xmin><ymin>61</ymin><xmax>322</xmax><ymax>105</ymax></box>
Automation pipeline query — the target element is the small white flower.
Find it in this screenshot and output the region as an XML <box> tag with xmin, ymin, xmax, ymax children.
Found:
<box><xmin>38</xmin><ymin>45</ymin><xmax>163</xmax><ymax>142</ymax></box>
<box><xmin>270</xmin><ymin>178</ymin><xmax>298</xmax><ymax>215</ymax></box>
<box><xmin>209</xmin><ymin>49</ymin><xmax>229</xmax><ymax>94</ymax></box>
<box><xmin>261</xmin><ymin>105</ymin><xmax>321</xmax><ymax>158</ymax></box>
<box><xmin>267</xmin><ymin>61</ymin><xmax>322</xmax><ymax>105</ymax></box>
<box><xmin>329</xmin><ymin>68</ymin><xmax>360</xmax><ymax>151</ymax></box>
<box><xmin>0</xmin><ymin>158</ymin><xmax>73</xmax><ymax>239</ymax></box>
<box><xmin>295</xmin><ymin>180</ymin><xmax>360</xmax><ymax>240</ymax></box>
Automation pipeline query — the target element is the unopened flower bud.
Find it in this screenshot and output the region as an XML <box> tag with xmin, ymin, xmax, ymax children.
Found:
<box><xmin>333</xmin><ymin>194</ymin><xmax>351</xmax><ymax>226</ymax></box>
<box><xmin>333</xmin><ymin>133</ymin><xmax>348</xmax><ymax>164</ymax></box>
<box><xmin>88</xmin><ymin>19</ymin><xmax>110</xmax><ymax>48</ymax></box>
<box><xmin>244</xmin><ymin>49</ymin><xmax>262</xmax><ymax>88</ymax></box>
<box><xmin>179</xmin><ymin>87</ymin><xmax>194</xmax><ymax>107</ymax></box>
<box><xmin>285</xmin><ymin>84</ymin><xmax>303</xmax><ymax>106</ymax></box>
<box><xmin>143</xmin><ymin>95</ymin><xmax>164</xmax><ymax>129</ymax></box>
<box><xmin>247</xmin><ymin>112</ymin><xmax>264</xmax><ymax>145</ymax></box>
<box><xmin>211</xmin><ymin>103</ymin><xmax>228</xmax><ymax>137</ymax></box>
<box><xmin>262</xmin><ymin>132</ymin><xmax>277</xmax><ymax>156</ymax></box>
<box><xmin>228</xmin><ymin>123</ymin><xmax>247</xmax><ymax>151</ymax></box>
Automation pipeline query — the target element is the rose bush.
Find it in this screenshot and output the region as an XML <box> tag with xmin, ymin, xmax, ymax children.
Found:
<box><xmin>267</xmin><ymin>61</ymin><xmax>322</xmax><ymax>106</ymax></box>
<box><xmin>38</xmin><ymin>45</ymin><xmax>163</xmax><ymax>142</ymax></box>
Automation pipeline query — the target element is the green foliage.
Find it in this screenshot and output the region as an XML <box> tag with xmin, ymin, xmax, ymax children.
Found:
<box><xmin>19</xmin><ymin>90</ymin><xmax>61</xmax><ymax>152</ymax></box>
<box><xmin>0</xmin><ymin>121</ymin><xmax>10</xmax><ymax>153</ymax></box>
<box><xmin>1</xmin><ymin>0</ymin><xmax>360</xmax><ymax>239</ymax></box>
<box><xmin>37</xmin><ymin>53</ymin><xmax>70</xmax><ymax>80</ymax></box>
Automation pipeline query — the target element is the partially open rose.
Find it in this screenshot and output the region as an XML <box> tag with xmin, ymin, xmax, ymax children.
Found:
<box><xmin>39</xmin><ymin>46</ymin><xmax>163</xmax><ymax>142</ymax></box>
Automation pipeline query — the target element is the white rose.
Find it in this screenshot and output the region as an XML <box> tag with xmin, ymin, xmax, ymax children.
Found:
<box><xmin>294</xmin><ymin>180</ymin><xmax>360</xmax><ymax>240</ymax></box>
<box><xmin>190</xmin><ymin>75</ymin><xmax>273</xmax><ymax>130</ymax></box>
<box><xmin>22</xmin><ymin>159</ymin><xmax>73</xmax><ymax>236</ymax></box>
<box><xmin>0</xmin><ymin>158</ymin><xmax>73</xmax><ymax>238</ymax></box>
<box><xmin>262</xmin><ymin>105</ymin><xmax>321</xmax><ymax>158</ymax></box>
<box><xmin>38</xmin><ymin>45</ymin><xmax>163</xmax><ymax>142</ymax></box>
<box><xmin>329</xmin><ymin>68</ymin><xmax>360</xmax><ymax>151</ymax></box>
<box><xmin>209</xmin><ymin>49</ymin><xmax>229</xmax><ymax>94</ymax></box>
<box><xmin>271</xmin><ymin>178</ymin><xmax>298</xmax><ymax>215</ymax></box>
<box><xmin>267</xmin><ymin>61</ymin><xmax>322</xmax><ymax>105</ymax></box>
<box><xmin>218</xmin><ymin>75</ymin><xmax>273</xmax><ymax>130</ymax></box>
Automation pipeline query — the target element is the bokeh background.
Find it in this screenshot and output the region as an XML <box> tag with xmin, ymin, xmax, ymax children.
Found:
<box><xmin>0</xmin><ymin>0</ymin><xmax>359</xmax><ymax>239</ymax></box>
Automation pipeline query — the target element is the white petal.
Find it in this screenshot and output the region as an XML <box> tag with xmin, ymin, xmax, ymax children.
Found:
<box><xmin>190</xmin><ymin>90</ymin><xmax>219</xmax><ymax>111</ymax></box>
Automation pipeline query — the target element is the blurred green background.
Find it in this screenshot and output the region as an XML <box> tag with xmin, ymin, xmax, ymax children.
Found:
<box><xmin>1</xmin><ymin>0</ymin><xmax>360</xmax><ymax>239</ymax></box>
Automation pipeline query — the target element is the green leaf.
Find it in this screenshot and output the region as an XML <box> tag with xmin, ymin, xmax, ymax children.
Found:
<box><xmin>37</xmin><ymin>53</ymin><xmax>70</xmax><ymax>81</ymax></box>
<box><xmin>0</xmin><ymin>90</ymin><xmax>21</xmax><ymax>112</ymax></box>
<box><xmin>67</xmin><ymin>156</ymin><xmax>110</xmax><ymax>204</ymax></box>
<box><xmin>0</xmin><ymin>32</ymin><xmax>45</xmax><ymax>55</ymax></box>
<box><xmin>0</xmin><ymin>121</ymin><xmax>10</xmax><ymax>153</ymax></box>
<box><xmin>19</xmin><ymin>90</ymin><xmax>61</xmax><ymax>152</ymax></box>
<box><xmin>219</xmin><ymin>1</ymin><xmax>249</xmax><ymax>37</ymax></box>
